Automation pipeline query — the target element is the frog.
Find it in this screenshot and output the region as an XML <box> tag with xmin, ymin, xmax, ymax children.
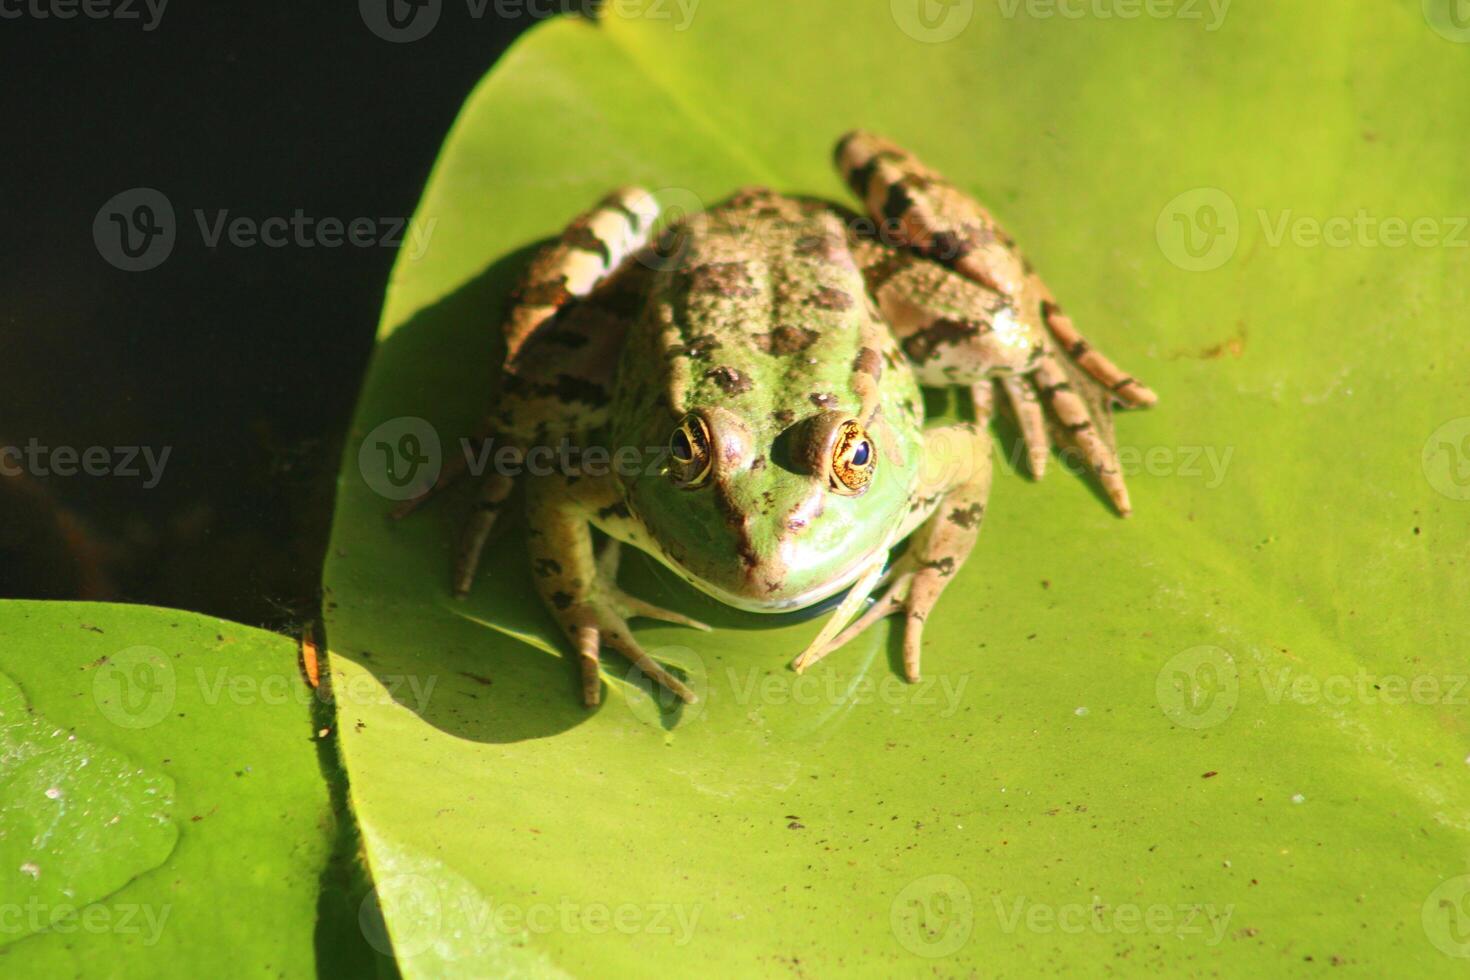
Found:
<box><xmin>395</xmin><ymin>132</ymin><xmax>1156</xmax><ymax>707</ymax></box>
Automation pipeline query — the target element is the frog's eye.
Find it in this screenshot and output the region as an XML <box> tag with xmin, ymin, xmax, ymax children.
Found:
<box><xmin>668</xmin><ymin>413</ymin><xmax>713</xmax><ymax>488</ymax></box>
<box><xmin>829</xmin><ymin>418</ymin><xmax>876</xmax><ymax>495</ymax></box>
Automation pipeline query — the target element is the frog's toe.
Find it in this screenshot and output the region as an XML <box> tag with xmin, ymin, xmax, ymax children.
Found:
<box><xmin>607</xmin><ymin>588</ymin><xmax>712</xmax><ymax>632</ymax></box>
<box><xmin>574</xmin><ymin>610</ymin><xmax>698</xmax><ymax>708</ymax></box>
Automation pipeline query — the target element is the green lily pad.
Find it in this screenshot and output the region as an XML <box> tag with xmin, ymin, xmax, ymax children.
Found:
<box><xmin>0</xmin><ymin>602</ymin><xmax>337</xmax><ymax>975</ymax></box>
<box><xmin>325</xmin><ymin>4</ymin><xmax>1470</xmax><ymax>974</ymax></box>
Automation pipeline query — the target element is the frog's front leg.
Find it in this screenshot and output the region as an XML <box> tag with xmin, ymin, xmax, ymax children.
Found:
<box><xmin>526</xmin><ymin>469</ymin><xmax>709</xmax><ymax>707</ymax></box>
<box><xmin>793</xmin><ymin>421</ymin><xmax>992</xmax><ymax>682</ymax></box>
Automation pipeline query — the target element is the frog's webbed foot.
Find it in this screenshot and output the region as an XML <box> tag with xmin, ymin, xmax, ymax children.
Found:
<box><xmin>792</xmin><ymin>551</ymin><xmax>936</xmax><ymax>682</ymax></box>
<box><xmin>793</xmin><ymin>422</ymin><xmax>993</xmax><ymax>682</ymax></box>
<box><xmin>530</xmin><ymin>484</ymin><xmax>707</xmax><ymax>708</ymax></box>
<box><xmin>595</xmin><ymin>540</ymin><xmax>712</xmax><ymax>633</ymax></box>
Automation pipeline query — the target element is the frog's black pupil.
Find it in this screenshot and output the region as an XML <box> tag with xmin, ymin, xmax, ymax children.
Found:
<box><xmin>671</xmin><ymin>429</ymin><xmax>693</xmax><ymax>461</ymax></box>
<box><xmin>852</xmin><ymin>441</ymin><xmax>871</xmax><ymax>467</ymax></box>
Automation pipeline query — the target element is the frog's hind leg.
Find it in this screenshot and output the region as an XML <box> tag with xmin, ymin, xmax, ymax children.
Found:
<box><xmin>394</xmin><ymin>187</ymin><xmax>662</xmax><ymax>596</ymax></box>
<box><xmin>503</xmin><ymin>186</ymin><xmax>661</xmax><ymax>359</ymax></box>
<box><xmin>834</xmin><ymin>130</ymin><xmax>1156</xmax><ymax>407</ymax></box>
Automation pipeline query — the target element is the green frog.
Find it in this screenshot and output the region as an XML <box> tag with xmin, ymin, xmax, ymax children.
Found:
<box><xmin>396</xmin><ymin>132</ymin><xmax>1156</xmax><ymax>706</ymax></box>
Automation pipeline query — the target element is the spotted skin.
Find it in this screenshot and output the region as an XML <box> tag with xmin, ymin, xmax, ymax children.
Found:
<box><xmin>395</xmin><ymin>135</ymin><xmax>1156</xmax><ymax>704</ymax></box>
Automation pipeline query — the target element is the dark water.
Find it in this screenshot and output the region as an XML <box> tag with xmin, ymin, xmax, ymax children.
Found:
<box><xmin>2</xmin><ymin>4</ymin><xmax>591</xmax><ymax>629</ymax></box>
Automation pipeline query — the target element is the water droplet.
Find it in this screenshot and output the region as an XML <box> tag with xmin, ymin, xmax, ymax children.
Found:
<box><xmin>1074</xmin><ymin>706</ymin><xmax>1089</xmax><ymax>717</ymax></box>
<box><xmin>20</xmin><ymin>862</ymin><xmax>40</xmax><ymax>879</ymax></box>
<box><xmin>1291</xmin><ymin>793</ymin><xmax>1305</xmax><ymax>804</ymax></box>
<box><xmin>44</xmin><ymin>787</ymin><xmax>62</xmax><ymax>800</ymax></box>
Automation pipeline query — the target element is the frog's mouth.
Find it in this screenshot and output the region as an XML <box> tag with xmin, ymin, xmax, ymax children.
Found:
<box><xmin>651</xmin><ymin>540</ymin><xmax>894</xmax><ymax>615</ymax></box>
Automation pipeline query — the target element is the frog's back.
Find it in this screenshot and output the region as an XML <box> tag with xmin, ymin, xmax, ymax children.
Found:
<box><xmin>623</xmin><ymin>189</ymin><xmax>889</xmax><ymax>446</ymax></box>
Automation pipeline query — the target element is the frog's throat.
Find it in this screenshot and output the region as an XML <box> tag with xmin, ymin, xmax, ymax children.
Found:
<box><xmin>654</xmin><ymin>537</ymin><xmax>896</xmax><ymax>615</ymax></box>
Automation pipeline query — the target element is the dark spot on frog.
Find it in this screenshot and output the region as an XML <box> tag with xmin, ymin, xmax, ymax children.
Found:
<box><xmin>554</xmin><ymin>374</ymin><xmax>609</xmax><ymax>406</ymax></box>
<box><xmin>515</xmin><ymin>274</ymin><xmax>572</xmax><ymax>308</ymax></box>
<box><xmin>845</xmin><ymin>157</ymin><xmax>879</xmax><ymax>197</ymax></box>
<box><xmin>880</xmin><ymin>182</ymin><xmax>916</xmax><ymax>226</ymax></box>
<box><xmin>947</xmin><ymin>503</ymin><xmax>984</xmax><ymax>529</ymax></box>
<box><xmin>688</xmin><ymin>261</ymin><xmax>758</xmax><ymax>298</ymax></box>
<box><xmin>903</xmin><ymin>318</ymin><xmax>982</xmax><ymax>363</ymax></box>
<box><xmin>705</xmin><ymin>365</ymin><xmax>753</xmax><ymax>395</ymax></box>
<box><xmin>564</xmin><ymin>224</ymin><xmax>614</xmax><ymax>265</ymax></box>
<box><xmin>751</xmin><ymin>455</ymin><xmax>767</xmax><ymax>471</ymax></box>
<box><xmin>809</xmin><ymin>392</ymin><xmax>838</xmax><ymax>409</ymax></box>
<box><xmin>550</xmin><ymin>591</ymin><xmax>574</xmax><ymax>610</ymax></box>
<box><xmin>852</xmin><ymin>347</ymin><xmax>882</xmax><ymax>381</ymax></box>
<box><xmin>772</xmin><ymin>408</ymin><xmax>796</xmax><ymax>426</ymax></box>
<box><xmin>792</xmin><ymin>233</ymin><xmax>842</xmax><ymax>260</ymax></box>
<box><xmin>753</xmin><ymin>325</ymin><xmax>819</xmax><ymax>355</ymax></box>
<box><xmin>544</xmin><ymin>329</ymin><xmax>588</xmax><ymax>348</ymax></box>
<box><xmin>918</xmin><ymin>556</ymin><xmax>956</xmax><ymax>576</ymax></box>
<box><xmin>533</xmin><ymin>558</ymin><xmax>562</xmax><ymax>577</ymax></box>
<box><xmin>926</xmin><ymin>229</ymin><xmax>973</xmax><ymax>263</ymax></box>
<box><xmin>667</xmin><ymin>332</ymin><xmax>722</xmax><ymax>360</ymax></box>
<box><xmin>596</xmin><ymin>501</ymin><xmax>631</xmax><ymax>521</ymax></box>
<box><xmin>805</xmin><ymin>285</ymin><xmax>854</xmax><ymax>311</ymax></box>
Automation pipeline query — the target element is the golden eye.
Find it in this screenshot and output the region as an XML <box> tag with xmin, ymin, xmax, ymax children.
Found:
<box><xmin>830</xmin><ymin>418</ymin><xmax>875</xmax><ymax>495</ymax></box>
<box><xmin>668</xmin><ymin>413</ymin><xmax>713</xmax><ymax>488</ymax></box>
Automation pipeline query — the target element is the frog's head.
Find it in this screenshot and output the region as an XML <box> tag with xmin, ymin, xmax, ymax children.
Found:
<box><xmin>625</xmin><ymin>406</ymin><xmax>923</xmax><ymax>613</ymax></box>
